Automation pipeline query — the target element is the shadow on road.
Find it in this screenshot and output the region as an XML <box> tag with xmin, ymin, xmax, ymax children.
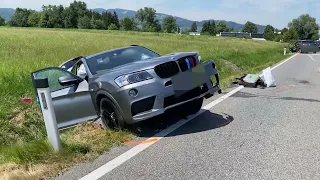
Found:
<box><xmin>127</xmin><ymin>109</ymin><xmax>234</xmax><ymax>138</ymax></box>
<box><xmin>233</xmin><ymin>91</ymin><xmax>320</xmax><ymax>103</ymax></box>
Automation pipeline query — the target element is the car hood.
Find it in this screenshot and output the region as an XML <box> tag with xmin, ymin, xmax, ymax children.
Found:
<box><xmin>92</xmin><ymin>52</ymin><xmax>198</xmax><ymax>79</ymax></box>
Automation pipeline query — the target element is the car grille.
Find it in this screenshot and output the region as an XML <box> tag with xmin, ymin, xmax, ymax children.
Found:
<box><xmin>154</xmin><ymin>56</ymin><xmax>198</xmax><ymax>79</ymax></box>
<box><xmin>178</xmin><ymin>56</ymin><xmax>198</xmax><ymax>72</ymax></box>
<box><xmin>163</xmin><ymin>83</ymin><xmax>208</xmax><ymax>108</ymax></box>
<box><xmin>154</xmin><ymin>61</ymin><xmax>179</xmax><ymax>79</ymax></box>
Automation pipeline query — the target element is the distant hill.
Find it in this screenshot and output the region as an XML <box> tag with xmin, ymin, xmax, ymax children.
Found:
<box><xmin>0</xmin><ymin>8</ymin><xmax>15</xmax><ymax>22</ymax></box>
<box><xmin>92</xmin><ymin>8</ymin><xmax>266</xmax><ymax>33</ymax></box>
<box><xmin>0</xmin><ymin>7</ymin><xmax>266</xmax><ymax>32</ymax></box>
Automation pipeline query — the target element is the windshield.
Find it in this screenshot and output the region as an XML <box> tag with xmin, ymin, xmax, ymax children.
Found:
<box><xmin>85</xmin><ymin>46</ymin><xmax>161</xmax><ymax>75</ymax></box>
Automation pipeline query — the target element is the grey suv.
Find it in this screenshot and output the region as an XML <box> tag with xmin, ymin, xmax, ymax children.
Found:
<box><xmin>31</xmin><ymin>45</ymin><xmax>221</xmax><ymax>130</ymax></box>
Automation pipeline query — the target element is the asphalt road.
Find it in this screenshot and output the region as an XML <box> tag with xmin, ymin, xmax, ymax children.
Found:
<box><xmin>55</xmin><ymin>53</ymin><xmax>320</xmax><ymax>180</ymax></box>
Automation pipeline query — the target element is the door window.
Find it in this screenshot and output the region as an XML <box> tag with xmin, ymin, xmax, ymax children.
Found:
<box><xmin>33</xmin><ymin>68</ymin><xmax>77</xmax><ymax>92</ymax></box>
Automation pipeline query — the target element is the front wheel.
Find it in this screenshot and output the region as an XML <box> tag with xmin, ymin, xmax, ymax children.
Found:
<box><xmin>99</xmin><ymin>98</ymin><xmax>125</xmax><ymax>130</ymax></box>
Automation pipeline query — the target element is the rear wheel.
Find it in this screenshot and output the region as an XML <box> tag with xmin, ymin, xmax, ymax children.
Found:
<box><xmin>99</xmin><ymin>98</ymin><xmax>125</xmax><ymax>130</ymax></box>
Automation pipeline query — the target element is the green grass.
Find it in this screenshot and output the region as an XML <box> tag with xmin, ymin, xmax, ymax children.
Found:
<box><xmin>0</xmin><ymin>26</ymin><xmax>290</xmax><ymax>179</ymax></box>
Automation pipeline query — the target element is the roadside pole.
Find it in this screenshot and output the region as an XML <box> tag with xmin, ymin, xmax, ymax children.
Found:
<box><xmin>35</xmin><ymin>78</ymin><xmax>62</xmax><ymax>151</ymax></box>
<box><xmin>284</xmin><ymin>48</ymin><xmax>287</xmax><ymax>55</ymax></box>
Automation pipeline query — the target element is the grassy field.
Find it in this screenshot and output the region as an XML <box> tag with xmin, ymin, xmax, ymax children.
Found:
<box><xmin>0</xmin><ymin>27</ymin><xmax>289</xmax><ymax>179</ymax></box>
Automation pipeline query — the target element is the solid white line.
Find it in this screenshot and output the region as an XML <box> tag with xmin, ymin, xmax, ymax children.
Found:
<box><xmin>79</xmin><ymin>86</ymin><xmax>244</xmax><ymax>180</ymax></box>
<box><xmin>308</xmin><ymin>54</ymin><xmax>316</xmax><ymax>62</ymax></box>
<box><xmin>78</xmin><ymin>53</ymin><xmax>298</xmax><ymax>180</ymax></box>
<box><xmin>271</xmin><ymin>53</ymin><xmax>298</xmax><ymax>70</ymax></box>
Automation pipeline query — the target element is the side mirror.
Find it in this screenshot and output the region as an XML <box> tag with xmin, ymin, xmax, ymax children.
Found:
<box><xmin>58</xmin><ymin>75</ymin><xmax>82</xmax><ymax>86</ymax></box>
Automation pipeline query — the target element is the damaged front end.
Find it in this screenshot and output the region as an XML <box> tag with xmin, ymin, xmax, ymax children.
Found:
<box><xmin>170</xmin><ymin>59</ymin><xmax>222</xmax><ymax>99</ymax></box>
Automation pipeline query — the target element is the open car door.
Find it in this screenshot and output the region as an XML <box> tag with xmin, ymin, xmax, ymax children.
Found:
<box><xmin>31</xmin><ymin>67</ymin><xmax>98</xmax><ymax>129</ymax></box>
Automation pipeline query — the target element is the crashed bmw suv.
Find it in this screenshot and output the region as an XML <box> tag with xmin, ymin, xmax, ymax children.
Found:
<box><xmin>31</xmin><ymin>45</ymin><xmax>221</xmax><ymax>130</ymax></box>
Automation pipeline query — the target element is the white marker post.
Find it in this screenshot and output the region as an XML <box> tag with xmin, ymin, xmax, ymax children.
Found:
<box><xmin>35</xmin><ymin>78</ymin><xmax>62</xmax><ymax>151</ymax></box>
<box><xmin>284</xmin><ymin>48</ymin><xmax>287</xmax><ymax>55</ymax></box>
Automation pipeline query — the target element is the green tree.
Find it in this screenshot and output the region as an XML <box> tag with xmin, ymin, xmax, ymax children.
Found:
<box><xmin>38</xmin><ymin>5</ymin><xmax>64</xmax><ymax>28</ymax></box>
<box><xmin>288</xmin><ymin>14</ymin><xmax>319</xmax><ymax>40</ymax></box>
<box><xmin>112</xmin><ymin>12</ymin><xmax>120</xmax><ymax>29</ymax></box>
<box><xmin>0</xmin><ymin>16</ymin><xmax>5</xmax><ymax>26</ymax></box>
<box><xmin>63</xmin><ymin>7</ymin><xmax>74</xmax><ymax>28</ymax></box>
<box><xmin>120</xmin><ymin>17</ymin><xmax>136</xmax><ymax>31</ymax></box>
<box><xmin>91</xmin><ymin>19</ymin><xmax>106</xmax><ymax>29</ymax></box>
<box><xmin>101</xmin><ymin>12</ymin><xmax>114</xmax><ymax>28</ymax></box>
<box><xmin>190</xmin><ymin>22</ymin><xmax>197</xmax><ymax>32</ymax></box>
<box><xmin>108</xmin><ymin>23</ymin><xmax>118</xmax><ymax>30</ymax></box>
<box><xmin>201</xmin><ymin>21</ymin><xmax>215</xmax><ymax>35</ymax></box>
<box><xmin>135</xmin><ymin>7</ymin><xmax>159</xmax><ymax>32</ymax></box>
<box><xmin>27</xmin><ymin>11</ymin><xmax>40</xmax><ymax>27</ymax></box>
<box><xmin>78</xmin><ymin>15</ymin><xmax>91</xmax><ymax>29</ymax></box>
<box><xmin>242</xmin><ymin>21</ymin><xmax>258</xmax><ymax>33</ymax></box>
<box><xmin>63</xmin><ymin>1</ymin><xmax>88</xmax><ymax>28</ymax></box>
<box><xmin>283</xmin><ymin>28</ymin><xmax>298</xmax><ymax>42</ymax></box>
<box><xmin>154</xmin><ymin>19</ymin><xmax>162</xmax><ymax>32</ymax></box>
<box><xmin>9</xmin><ymin>8</ymin><xmax>32</xmax><ymax>27</ymax></box>
<box><xmin>162</xmin><ymin>15</ymin><xmax>177</xmax><ymax>33</ymax></box>
<box><xmin>209</xmin><ymin>20</ymin><xmax>216</xmax><ymax>35</ymax></box>
<box><xmin>216</xmin><ymin>20</ymin><xmax>229</xmax><ymax>33</ymax></box>
<box><xmin>263</xmin><ymin>25</ymin><xmax>275</xmax><ymax>40</ymax></box>
<box><xmin>281</xmin><ymin>28</ymin><xmax>288</xmax><ymax>34</ymax></box>
<box><xmin>88</xmin><ymin>10</ymin><xmax>102</xmax><ymax>20</ymax></box>
<box><xmin>201</xmin><ymin>21</ymin><xmax>210</xmax><ymax>34</ymax></box>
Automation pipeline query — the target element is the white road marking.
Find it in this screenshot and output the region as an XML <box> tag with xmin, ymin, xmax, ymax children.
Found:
<box><xmin>78</xmin><ymin>53</ymin><xmax>298</xmax><ymax>180</ymax></box>
<box><xmin>271</xmin><ymin>54</ymin><xmax>298</xmax><ymax>70</ymax></box>
<box><xmin>309</xmin><ymin>55</ymin><xmax>316</xmax><ymax>62</ymax></box>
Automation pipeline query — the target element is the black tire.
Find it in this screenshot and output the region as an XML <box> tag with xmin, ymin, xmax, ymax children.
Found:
<box><xmin>176</xmin><ymin>98</ymin><xmax>203</xmax><ymax>117</ymax></box>
<box><xmin>99</xmin><ymin>98</ymin><xmax>125</xmax><ymax>130</ymax></box>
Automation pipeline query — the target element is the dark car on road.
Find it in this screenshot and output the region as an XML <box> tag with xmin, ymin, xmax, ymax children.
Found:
<box><xmin>290</xmin><ymin>40</ymin><xmax>320</xmax><ymax>53</ymax></box>
<box><xmin>31</xmin><ymin>45</ymin><xmax>221</xmax><ymax>130</ymax></box>
<box><xmin>314</xmin><ymin>40</ymin><xmax>320</xmax><ymax>48</ymax></box>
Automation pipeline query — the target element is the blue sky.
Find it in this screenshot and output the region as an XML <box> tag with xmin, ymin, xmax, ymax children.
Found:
<box><xmin>1</xmin><ymin>0</ymin><xmax>319</xmax><ymax>29</ymax></box>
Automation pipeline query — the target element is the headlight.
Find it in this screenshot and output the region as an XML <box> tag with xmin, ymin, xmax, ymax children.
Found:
<box><xmin>114</xmin><ymin>71</ymin><xmax>153</xmax><ymax>87</ymax></box>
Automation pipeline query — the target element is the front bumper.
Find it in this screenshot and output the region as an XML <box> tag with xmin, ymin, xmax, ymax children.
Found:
<box><xmin>111</xmin><ymin>60</ymin><xmax>221</xmax><ymax>124</ymax></box>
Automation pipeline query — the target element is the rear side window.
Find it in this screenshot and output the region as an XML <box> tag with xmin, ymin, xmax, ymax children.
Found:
<box><xmin>60</xmin><ymin>56</ymin><xmax>84</xmax><ymax>70</ymax></box>
<box><xmin>300</xmin><ymin>41</ymin><xmax>316</xmax><ymax>46</ymax></box>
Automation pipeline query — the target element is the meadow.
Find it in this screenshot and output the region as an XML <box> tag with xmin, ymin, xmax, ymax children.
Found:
<box><xmin>0</xmin><ymin>27</ymin><xmax>289</xmax><ymax>179</ymax></box>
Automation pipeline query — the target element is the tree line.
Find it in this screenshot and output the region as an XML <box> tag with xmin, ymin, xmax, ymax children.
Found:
<box><xmin>0</xmin><ymin>1</ymin><xmax>173</xmax><ymax>32</ymax></box>
<box><xmin>0</xmin><ymin>0</ymin><xmax>235</xmax><ymax>35</ymax></box>
<box><xmin>0</xmin><ymin>0</ymin><xmax>318</xmax><ymax>42</ymax></box>
<box><xmin>188</xmin><ymin>20</ymin><xmax>235</xmax><ymax>35</ymax></box>
<box><xmin>263</xmin><ymin>14</ymin><xmax>319</xmax><ymax>42</ymax></box>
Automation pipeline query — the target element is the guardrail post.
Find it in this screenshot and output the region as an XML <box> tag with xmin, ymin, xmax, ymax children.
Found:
<box><xmin>35</xmin><ymin>78</ymin><xmax>62</xmax><ymax>151</ymax></box>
